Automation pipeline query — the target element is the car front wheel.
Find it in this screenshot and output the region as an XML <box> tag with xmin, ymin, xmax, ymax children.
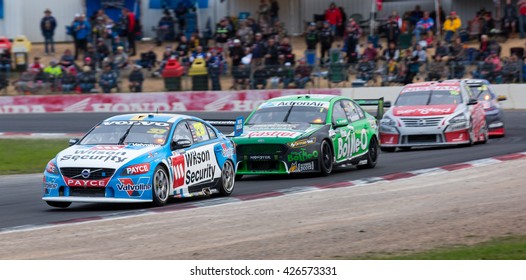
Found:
<box><xmin>152</xmin><ymin>165</ymin><xmax>170</xmax><ymax>206</ymax></box>
<box><xmin>320</xmin><ymin>140</ymin><xmax>333</xmax><ymax>176</ymax></box>
<box><xmin>219</xmin><ymin>160</ymin><xmax>235</xmax><ymax>196</ymax></box>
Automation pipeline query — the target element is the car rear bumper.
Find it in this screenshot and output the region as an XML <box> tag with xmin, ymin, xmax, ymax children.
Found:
<box><xmin>42</xmin><ymin>197</ymin><xmax>151</xmax><ymax>203</ymax></box>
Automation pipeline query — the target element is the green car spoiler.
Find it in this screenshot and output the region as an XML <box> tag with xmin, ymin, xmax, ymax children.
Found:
<box><xmin>206</xmin><ymin>117</ymin><xmax>244</xmax><ymax>137</ymax></box>
<box><xmin>354</xmin><ymin>97</ymin><xmax>391</xmax><ymax>119</ymax></box>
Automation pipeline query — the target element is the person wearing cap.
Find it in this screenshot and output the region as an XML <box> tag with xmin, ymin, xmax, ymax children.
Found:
<box><xmin>43</xmin><ymin>60</ymin><xmax>63</xmax><ymax>80</ymax></box>
<box><xmin>99</xmin><ymin>63</ymin><xmax>118</xmax><ymax>93</ymax></box>
<box><xmin>128</xmin><ymin>64</ymin><xmax>144</xmax><ymax>92</ymax></box>
<box><xmin>113</xmin><ymin>46</ymin><xmax>129</xmax><ymax>70</ymax></box>
<box><xmin>60</xmin><ymin>67</ymin><xmax>78</xmax><ymax>93</ymax></box>
<box><xmin>77</xmin><ymin>65</ymin><xmax>97</xmax><ymax>93</ymax></box>
<box><xmin>443</xmin><ymin>11</ymin><xmax>462</xmax><ymax>43</ymax></box>
<box><xmin>305</xmin><ymin>22</ymin><xmax>318</xmax><ymax>51</ymax></box>
<box><xmin>230</xmin><ymin>39</ymin><xmax>244</xmax><ymax>67</ymax></box>
<box><xmin>41</xmin><ymin>9</ymin><xmax>57</xmax><ymax>55</ymax></box>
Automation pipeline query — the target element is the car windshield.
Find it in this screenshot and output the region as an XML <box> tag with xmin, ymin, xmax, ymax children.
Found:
<box><xmin>396</xmin><ymin>90</ymin><xmax>463</xmax><ymax>106</ymax></box>
<box><xmin>80</xmin><ymin>120</ymin><xmax>172</xmax><ymax>146</ymax></box>
<box><xmin>247</xmin><ymin>106</ymin><xmax>328</xmax><ymax>125</ymax></box>
<box><xmin>468</xmin><ymin>84</ymin><xmax>494</xmax><ymax>101</ymax></box>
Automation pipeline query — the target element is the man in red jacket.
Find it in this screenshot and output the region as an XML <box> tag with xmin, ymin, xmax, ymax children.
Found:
<box><xmin>121</xmin><ymin>8</ymin><xmax>137</xmax><ymax>56</ymax></box>
<box><xmin>325</xmin><ymin>3</ymin><xmax>342</xmax><ymax>36</ymax></box>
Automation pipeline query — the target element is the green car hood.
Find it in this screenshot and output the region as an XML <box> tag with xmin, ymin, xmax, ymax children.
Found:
<box><xmin>233</xmin><ymin>123</ymin><xmax>323</xmax><ymax>145</ymax></box>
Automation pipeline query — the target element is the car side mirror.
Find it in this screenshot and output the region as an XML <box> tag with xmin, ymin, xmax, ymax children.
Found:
<box><xmin>333</xmin><ymin>118</ymin><xmax>349</xmax><ymax>127</ymax></box>
<box><xmin>497</xmin><ymin>95</ymin><xmax>507</xmax><ymax>102</ymax></box>
<box><xmin>467</xmin><ymin>98</ymin><xmax>478</xmax><ymax>105</ymax></box>
<box><xmin>384</xmin><ymin>101</ymin><xmax>392</xmax><ymax>108</ymax></box>
<box><xmin>68</xmin><ymin>138</ymin><xmax>79</xmax><ymax>146</ymax></box>
<box><xmin>171</xmin><ymin>139</ymin><xmax>192</xmax><ymax>150</ymax></box>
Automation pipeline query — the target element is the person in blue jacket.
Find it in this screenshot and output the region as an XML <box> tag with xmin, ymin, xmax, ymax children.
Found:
<box><xmin>73</xmin><ymin>14</ymin><xmax>91</xmax><ymax>60</ymax></box>
<box><xmin>41</xmin><ymin>9</ymin><xmax>57</xmax><ymax>55</ymax></box>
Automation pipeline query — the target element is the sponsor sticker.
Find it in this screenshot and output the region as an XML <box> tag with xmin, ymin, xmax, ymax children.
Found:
<box><xmin>103</xmin><ymin>121</ymin><xmax>170</xmax><ymax>127</ymax></box>
<box><xmin>247</xmin><ymin>131</ymin><xmax>302</xmax><ymax>138</ymax></box>
<box><xmin>65</xmin><ymin>178</ymin><xmax>110</xmax><ymax>187</ymax></box>
<box><xmin>289</xmin><ymin>161</ymin><xmax>315</xmax><ymax>173</ymax></box>
<box><xmin>249</xmin><ymin>155</ymin><xmax>273</xmax><ymax>161</ymax></box>
<box><xmin>288</xmin><ymin>137</ymin><xmax>316</xmax><ymax>148</ymax></box>
<box><xmin>117</xmin><ymin>177</ymin><xmax>152</xmax><ymax>197</ymax></box>
<box><xmin>170</xmin><ymin>155</ymin><xmax>185</xmax><ymax>188</ymax></box>
<box><xmin>287</xmin><ymin>148</ymin><xmax>318</xmax><ymax>162</ymax></box>
<box><xmin>123</xmin><ymin>163</ymin><xmax>150</xmax><ymax>175</ymax></box>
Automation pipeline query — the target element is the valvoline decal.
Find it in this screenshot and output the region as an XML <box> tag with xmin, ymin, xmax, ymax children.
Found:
<box><xmin>392</xmin><ymin>105</ymin><xmax>458</xmax><ymax>116</ymax></box>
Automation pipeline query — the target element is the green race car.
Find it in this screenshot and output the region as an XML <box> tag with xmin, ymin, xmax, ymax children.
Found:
<box><xmin>232</xmin><ymin>94</ymin><xmax>385</xmax><ymax>177</ymax></box>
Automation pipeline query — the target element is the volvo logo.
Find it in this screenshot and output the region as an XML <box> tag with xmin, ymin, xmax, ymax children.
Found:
<box><xmin>81</xmin><ymin>169</ymin><xmax>91</xmax><ymax>179</ymax></box>
<box><xmin>417</xmin><ymin>119</ymin><xmax>427</xmax><ymax>126</ymax></box>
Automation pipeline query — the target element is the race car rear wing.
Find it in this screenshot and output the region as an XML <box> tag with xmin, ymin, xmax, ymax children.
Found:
<box><xmin>354</xmin><ymin>97</ymin><xmax>391</xmax><ymax>119</ymax></box>
<box><xmin>206</xmin><ymin>116</ymin><xmax>244</xmax><ymax>137</ymax></box>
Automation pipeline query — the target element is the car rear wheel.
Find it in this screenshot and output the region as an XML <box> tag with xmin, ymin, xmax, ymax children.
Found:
<box><xmin>152</xmin><ymin>165</ymin><xmax>170</xmax><ymax>207</ymax></box>
<box><xmin>219</xmin><ymin>160</ymin><xmax>235</xmax><ymax>196</ymax></box>
<box><xmin>46</xmin><ymin>201</ymin><xmax>71</xmax><ymax>208</ymax></box>
<box><xmin>357</xmin><ymin>137</ymin><xmax>378</xmax><ymax>169</ymax></box>
<box><xmin>320</xmin><ymin>140</ymin><xmax>333</xmax><ymax>176</ymax></box>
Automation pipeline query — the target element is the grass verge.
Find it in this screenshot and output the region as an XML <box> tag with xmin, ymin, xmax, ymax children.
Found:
<box><xmin>348</xmin><ymin>236</ymin><xmax>526</xmax><ymax>260</ymax></box>
<box><xmin>0</xmin><ymin>139</ymin><xmax>69</xmax><ymax>175</ymax></box>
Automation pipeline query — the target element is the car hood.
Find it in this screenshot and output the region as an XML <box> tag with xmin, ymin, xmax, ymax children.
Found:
<box><xmin>56</xmin><ymin>144</ymin><xmax>162</xmax><ymax>169</ymax></box>
<box><xmin>233</xmin><ymin>123</ymin><xmax>322</xmax><ymax>145</ymax></box>
<box><xmin>392</xmin><ymin>104</ymin><xmax>459</xmax><ymax>117</ymax></box>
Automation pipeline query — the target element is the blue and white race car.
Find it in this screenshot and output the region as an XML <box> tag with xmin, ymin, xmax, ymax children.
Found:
<box><xmin>43</xmin><ymin>113</ymin><xmax>237</xmax><ymax>208</ymax></box>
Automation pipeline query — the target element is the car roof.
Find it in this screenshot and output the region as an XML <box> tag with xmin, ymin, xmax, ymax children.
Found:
<box><xmin>105</xmin><ymin>113</ymin><xmax>190</xmax><ymax>123</ymax></box>
<box><xmin>403</xmin><ymin>81</ymin><xmax>462</xmax><ymax>89</ymax></box>
<box><xmin>265</xmin><ymin>94</ymin><xmax>342</xmax><ymax>103</ymax></box>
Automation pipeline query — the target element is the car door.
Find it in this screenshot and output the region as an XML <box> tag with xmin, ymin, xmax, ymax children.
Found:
<box><xmin>342</xmin><ymin>100</ymin><xmax>370</xmax><ymax>159</ymax></box>
<box><xmin>331</xmin><ymin>100</ymin><xmax>353</xmax><ymax>163</ymax></box>
<box><xmin>169</xmin><ymin>120</ymin><xmax>194</xmax><ymax>196</ymax></box>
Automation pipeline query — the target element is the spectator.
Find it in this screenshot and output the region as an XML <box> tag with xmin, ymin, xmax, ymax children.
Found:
<box><xmin>237</xmin><ymin>20</ymin><xmax>254</xmax><ymax>45</ymax></box>
<box><xmin>29</xmin><ymin>57</ymin><xmax>44</xmax><ymax>72</ymax></box>
<box><xmin>409</xmin><ymin>5</ymin><xmax>424</xmax><ymax>26</ymax></box>
<box><xmin>251</xmin><ymin>32</ymin><xmax>267</xmax><ymax>65</ymax></box>
<box><xmin>190</xmin><ymin>45</ymin><xmax>209</xmax><ymax>63</ymax></box>
<box><xmin>391</xmin><ymin>11</ymin><xmax>403</xmax><ymax>28</ymax></box>
<box><xmin>0</xmin><ymin>50</ymin><xmax>12</xmax><ymax>78</ymax></box>
<box><xmin>251</xmin><ymin>65</ymin><xmax>269</xmax><ymax>89</ymax></box>
<box><xmin>215</xmin><ymin>18</ymin><xmax>231</xmax><ymax>56</ymax></box>
<box><xmin>247</xmin><ymin>18</ymin><xmax>261</xmax><ymax>35</ymax></box>
<box><xmin>189</xmin><ymin>33</ymin><xmax>200</xmax><ymax>53</ymax></box>
<box><xmin>43</xmin><ymin>60</ymin><xmax>62</xmax><ymax>79</ymax></box>
<box><xmin>91</xmin><ymin>13</ymin><xmax>107</xmax><ymax>44</ymax></box>
<box><xmin>383</xmin><ymin>42</ymin><xmax>400</xmax><ymax>61</ymax></box>
<box><xmin>230</xmin><ymin>39</ymin><xmax>244</xmax><ymax>67</ymax></box>
<box><xmin>449</xmin><ymin>37</ymin><xmax>466</xmax><ymax>61</ymax></box>
<box><xmin>60</xmin><ymin>67</ymin><xmax>77</xmax><ymax>93</ymax></box>
<box><xmin>430</xmin><ymin>6</ymin><xmax>446</xmax><ymax>29</ymax></box>
<box><xmin>414</xmin><ymin>12</ymin><xmax>434</xmax><ymax>43</ymax></box>
<box><xmin>481</xmin><ymin>12</ymin><xmax>495</xmax><ymax>37</ymax></box>
<box><xmin>40</xmin><ymin>9</ymin><xmax>57</xmax><ymax>56</ymax></box>
<box><xmin>319</xmin><ymin>21</ymin><xmax>334</xmax><ymax>64</ymax></box>
<box><xmin>121</xmin><ymin>8</ymin><xmax>137</xmax><ymax>56</ymax></box>
<box><xmin>112</xmin><ymin>36</ymin><xmax>126</xmax><ymax>53</ymax></box>
<box><xmin>73</xmin><ymin>14</ymin><xmax>91</xmax><ymax>60</ymax></box>
<box><xmin>427</xmin><ymin>54</ymin><xmax>446</xmax><ymax>81</ymax></box>
<box><xmin>383</xmin><ymin>58</ymin><xmax>400</xmax><ymax>84</ymax></box>
<box><xmin>208</xmin><ymin>48</ymin><xmax>224</xmax><ymax>91</ymax></box>
<box><xmin>137</xmin><ymin>47</ymin><xmax>157</xmax><ymax>71</ymax></box>
<box><xmin>113</xmin><ymin>46</ymin><xmax>129</xmax><ymax>71</ymax></box>
<box><xmin>356</xmin><ymin>57</ymin><xmax>376</xmax><ymax>82</ymax></box>
<box><xmin>128</xmin><ymin>64</ymin><xmax>144</xmax><ymax>92</ymax></box>
<box><xmin>294</xmin><ymin>59</ymin><xmax>312</xmax><ymax>89</ymax></box>
<box><xmin>501</xmin><ymin>54</ymin><xmax>521</xmax><ymax>83</ymax></box>
<box><xmin>77</xmin><ymin>66</ymin><xmax>97</xmax><ymax>93</ymax></box>
<box><xmin>174</xmin><ymin>2</ymin><xmax>188</xmax><ymax>34</ymax></box>
<box><xmin>33</xmin><ymin>69</ymin><xmax>51</xmax><ymax>94</ymax></box>
<box><xmin>276</xmin><ymin>61</ymin><xmax>294</xmax><ymax>88</ymax></box>
<box><xmin>519</xmin><ymin>0</ymin><xmax>526</xmax><ymax>38</ymax></box>
<box><xmin>13</xmin><ymin>71</ymin><xmax>37</xmax><ymax>94</ymax></box>
<box><xmin>96</xmin><ymin>38</ymin><xmax>111</xmax><ymax>65</ymax></box>
<box><xmin>264</xmin><ymin>37</ymin><xmax>279</xmax><ymax>66</ymax></box>
<box><xmin>343</xmin><ymin>21</ymin><xmax>360</xmax><ymax>64</ymax></box>
<box><xmin>271</xmin><ymin>20</ymin><xmax>288</xmax><ymax>41</ymax></box>
<box><xmin>270</xmin><ymin>0</ymin><xmax>280</xmax><ymax>25</ymax></box>
<box><xmin>435</xmin><ymin>41</ymin><xmax>450</xmax><ymax>60</ymax></box>
<box><xmin>338</xmin><ymin>6</ymin><xmax>347</xmax><ymax>37</ymax></box>
<box><xmin>325</xmin><ymin>2</ymin><xmax>342</xmax><ymax>36</ymax></box>
<box><xmin>99</xmin><ymin>64</ymin><xmax>118</xmax><ymax>93</ymax></box>
<box><xmin>84</xmin><ymin>45</ymin><xmax>98</xmax><ymax>69</ymax></box>
<box><xmin>412</xmin><ymin>44</ymin><xmax>427</xmax><ymax>64</ymax></box>
<box><xmin>485</xmin><ymin>51</ymin><xmax>502</xmax><ymax>72</ymax></box>
<box><xmin>305</xmin><ymin>22</ymin><xmax>319</xmax><ymax>51</ymax></box>
<box><xmin>156</xmin><ymin>9</ymin><xmax>175</xmax><ymax>46</ymax></box>
<box><xmin>362</xmin><ymin>42</ymin><xmax>378</xmax><ymax>62</ymax></box>
<box><xmin>278</xmin><ymin>37</ymin><xmax>294</xmax><ymax>65</ymax></box>
<box><xmin>258</xmin><ymin>0</ymin><xmax>271</xmax><ymax>25</ymax></box>
<box><xmin>231</xmin><ymin>47</ymin><xmax>252</xmax><ymax>89</ymax></box>
<box><xmin>383</xmin><ymin>16</ymin><xmax>400</xmax><ymax>46</ymax></box>
<box><xmin>502</xmin><ymin>0</ymin><xmax>518</xmax><ymax>37</ymax></box>
<box><xmin>443</xmin><ymin>11</ymin><xmax>462</xmax><ymax>43</ymax></box>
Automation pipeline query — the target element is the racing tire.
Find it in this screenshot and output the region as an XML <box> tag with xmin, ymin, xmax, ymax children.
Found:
<box><xmin>357</xmin><ymin>137</ymin><xmax>378</xmax><ymax>169</ymax></box>
<box><xmin>380</xmin><ymin>146</ymin><xmax>396</xmax><ymax>153</ymax></box>
<box><xmin>152</xmin><ymin>165</ymin><xmax>170</xmax><ymax>207</ymax></box>
<box><xmin>218</xmin><ymin>160</ymin><xmax>235</xmax><ymax>196</ymax></box>
<box><xmin>46</xmin><ymin>201</ymin><xmax>71</xmax><ymax>208</ymax></box>
<box><xmin>319</xmin><ymin>140</ymin><xmax>333</xmax><ymax>176</ymax></box>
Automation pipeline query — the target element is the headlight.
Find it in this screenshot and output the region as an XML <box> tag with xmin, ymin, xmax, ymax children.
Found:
<box><xmin>45</xmin><ymin>160</ymin><xmax>59</xmax><ymax>175</ymax></box>
<box><xmin>380</xmin><ymin>116</ymin><xmax>396</xmax><ymax>126</ymax></box>
<box><xmin>121</xmin><ymin>163</ymin><xmax>150</xmax><ymax>175</ymax></box>
<box><xmin>449</xmin><ymin>114</ymin><xmax>468</xmax><ymax>124</ymax></box>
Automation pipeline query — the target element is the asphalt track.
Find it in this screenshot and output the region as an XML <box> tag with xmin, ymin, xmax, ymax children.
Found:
<box><xmin>0</xmin><ymin>110</ymin><xmax>525</xmax><ymax>231</ymax></box>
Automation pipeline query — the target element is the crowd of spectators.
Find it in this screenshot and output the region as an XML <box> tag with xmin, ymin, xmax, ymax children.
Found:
<box><xmin>4</xmin><ymin>1</ymin><xmax>526</xmax><ymax>95</ymax></box>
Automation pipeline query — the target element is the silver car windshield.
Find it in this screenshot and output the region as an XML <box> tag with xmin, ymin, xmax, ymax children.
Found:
<box><xmin>247</xmin><ymin>106</ymin><xmax>327</xmax><ymax>125</ymax></box>
<box><xmin>80</xmin><ymin>121</ymin><xmax>172</xmax><ymax>145</ymax></box>
<box><xmin>396</xmin><ymin>90</ymin><xmax>463</xmax><ymax>106</ymax></box>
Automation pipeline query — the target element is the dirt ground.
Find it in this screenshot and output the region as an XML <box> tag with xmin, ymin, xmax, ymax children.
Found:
<box><xmin>0</xmin><ymin>158</ymin><xmax>525</xmax><ymax>259</ymax></box>
<box><xmin>3</xmin><ymin>35</ymin><xmax>526</xmax><ymax>96</ymax></box>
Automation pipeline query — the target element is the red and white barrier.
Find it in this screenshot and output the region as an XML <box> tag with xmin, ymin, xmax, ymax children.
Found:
<box><xmin>0</xmin><ymin>89</ymin><xmax>342</xmax><ymax>114</ymax></box>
